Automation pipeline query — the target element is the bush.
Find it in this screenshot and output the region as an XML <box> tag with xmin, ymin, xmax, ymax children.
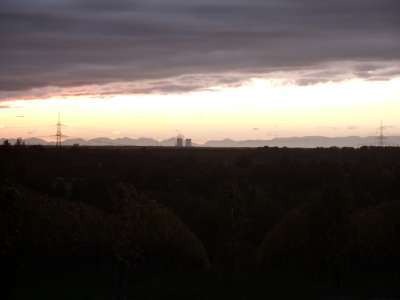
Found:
<box><xmin>350</xmin><ymin>201</ymin><xmax>400</xmax><ymax>270</ymax></box>
<box><xmin>257</xmin><ymin>188</ymin><xmax>352</xmax><ymax>283</ymax></box>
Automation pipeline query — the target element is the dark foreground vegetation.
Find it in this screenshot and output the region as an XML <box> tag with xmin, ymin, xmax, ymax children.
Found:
<box><xmin>2</xmin><ymin>144</ymin><xmax>400</xmax><ymax>299</ymax></box>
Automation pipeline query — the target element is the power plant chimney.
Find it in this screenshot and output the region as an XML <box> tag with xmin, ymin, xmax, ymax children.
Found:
<box><xmin>176</xmin><ymin>134</ymin><xmax>184</xmax><ymax>147</ymax></box>
<box><xmin>185</xmin><ymin>138</ymin><xmax>192</xmax><ymax>147</ymax></box>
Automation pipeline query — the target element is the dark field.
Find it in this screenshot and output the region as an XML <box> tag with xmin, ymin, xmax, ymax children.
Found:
<box><xmin>2</xmin><ymin>145</ymin><xmax>400</xmax><ymax>299</ymax></box>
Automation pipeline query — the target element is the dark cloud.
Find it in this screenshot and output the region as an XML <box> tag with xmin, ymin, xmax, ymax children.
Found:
<box><xmin>0</xmin><ymin>0</ymin><xmax>399</xmax><ymax>99</ymax></box>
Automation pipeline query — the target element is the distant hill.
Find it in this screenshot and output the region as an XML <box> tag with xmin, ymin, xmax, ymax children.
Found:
<box><xmin>0</xmin><ymin>137</ymin><xmax>50</xmax><ymax>145</ymax></box>
<box><xmin>204</xmin><ymin>136</ymin><xmax>400</xmax><ymax>148</ymax></box>
<box><xmin>62</xmin><ymin>138</ymin><xmax>87</xmax><ymax>146</ymax></box>
<box><xmin>159</xmin><ymin>137</ymin><xmax>178</xmax><ymax>147</ymax></box>
<box><xmin>1</xmin><ymin>136</ymin><xmax>400</xmax><ymax>148</ymax></box>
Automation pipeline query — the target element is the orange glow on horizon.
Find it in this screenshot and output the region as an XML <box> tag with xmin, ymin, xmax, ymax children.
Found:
<box><xmin>1</xmin><ymin>77</ymin><xmax>399</xmax><ymax>143</ymax></box>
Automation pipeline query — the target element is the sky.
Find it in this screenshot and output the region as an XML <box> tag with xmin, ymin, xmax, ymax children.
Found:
<box><xmin>0</xmin><ymin>0</ymin><xmax>399</xmax><ymax>142</ymax></box>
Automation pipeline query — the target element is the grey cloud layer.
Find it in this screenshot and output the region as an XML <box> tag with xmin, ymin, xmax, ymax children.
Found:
<box><xmin>1</xmin><ymin>0</ymin><xmax>399</xmax><ymax>97</ymax></box>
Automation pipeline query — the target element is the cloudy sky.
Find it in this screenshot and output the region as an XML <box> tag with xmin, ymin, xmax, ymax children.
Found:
<box><xmin>1</xmin><ymin>0</ymin><xmax>399</xmax><ymax>142</ymax></box>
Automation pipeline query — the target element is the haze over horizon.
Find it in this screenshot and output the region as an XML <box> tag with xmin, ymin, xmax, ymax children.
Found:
<box><xmin>1</xmin><ymin>0</ymin><xmax>399</xmax><ymax>141</ymax></box>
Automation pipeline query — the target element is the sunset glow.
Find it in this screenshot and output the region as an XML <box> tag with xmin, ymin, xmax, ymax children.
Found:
<box><xmin>1</xmin><ymin>77</ymin><xmax>399</xmax><ymax>143</ymax></box>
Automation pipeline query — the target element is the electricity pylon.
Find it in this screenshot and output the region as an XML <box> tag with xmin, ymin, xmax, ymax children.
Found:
<box><xmin>55</xmin><ymin>113</ymin><xmax>67</xmax><ymax>148</ymax></box>
<box><xmin>377</xmin><ymin>121</ymin><xmax>392</xmax><ymax>147</ymax></box>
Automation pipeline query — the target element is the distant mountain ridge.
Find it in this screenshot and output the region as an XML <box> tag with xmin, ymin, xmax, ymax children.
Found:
<box><xmin>1</xmin><ymin>136</ymin><xmax>400</xmax><ymax>148</ymax></box>
<box><xmin>205</xmin><ymin>136</ymin><xmax>400</xmax><ymax>148</ymax></box>
<box><xmin>0</xmin><ymin>137</ymin><xmax>176</xmax><ymax>147</ymax></box>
